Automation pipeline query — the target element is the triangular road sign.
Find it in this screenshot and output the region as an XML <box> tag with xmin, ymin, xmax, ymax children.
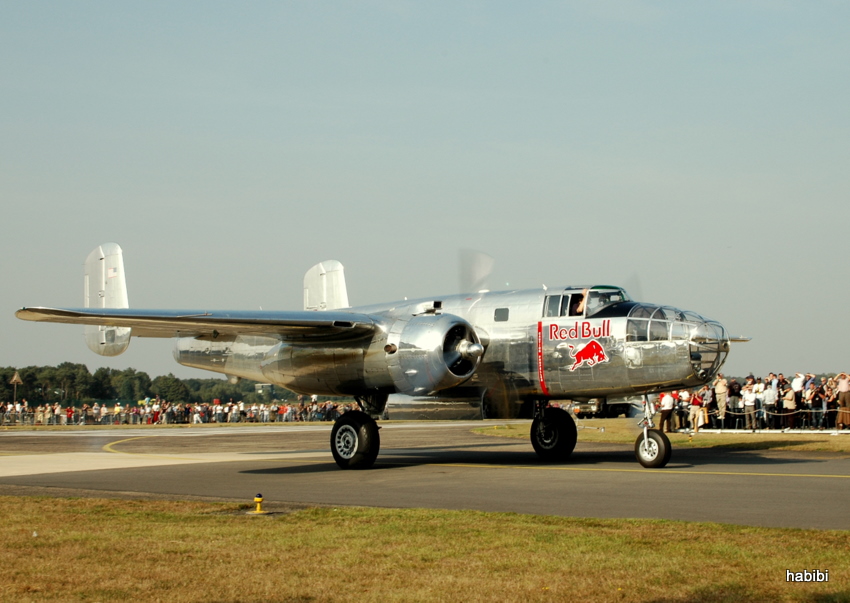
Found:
<box><xmin>9</xmin><ymin>371</ymin><xmax>23</xmax><ymax>386</ymax></box>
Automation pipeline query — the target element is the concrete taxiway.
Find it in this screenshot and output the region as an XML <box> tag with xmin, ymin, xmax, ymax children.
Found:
<box><xmin>1</xmin><ymin>421</ymin><xmax>848</xmax><ymax>530</ymax></box>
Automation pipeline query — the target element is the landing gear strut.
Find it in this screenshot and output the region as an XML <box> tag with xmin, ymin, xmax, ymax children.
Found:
<box><xmin>634</xmin><ymin>396</ymin><xmax>671</xmax><ymax>468</ymax></box>
<box><xmin>530</xmin><ymin>401</ymin><xmax>577</xmax><ymax>461</ymax></box>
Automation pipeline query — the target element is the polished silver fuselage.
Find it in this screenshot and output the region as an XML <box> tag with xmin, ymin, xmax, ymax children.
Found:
<box><xmin>175</xmin><ymin>287</ymin><xmax>729</xmax><ymax>409</ymax></box>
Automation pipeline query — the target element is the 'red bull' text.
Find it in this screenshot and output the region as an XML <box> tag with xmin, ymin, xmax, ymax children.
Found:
<box><xmin>549</xmin><ymin>320</ymin><xmax>611</xmax><ymax>341</ymax></box>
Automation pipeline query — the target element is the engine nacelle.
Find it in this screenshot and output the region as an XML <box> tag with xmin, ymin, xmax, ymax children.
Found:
<box><xmin>384</xmin><ymin>313</ymin><xmax>483</xmax><ymax>396</ymax></box>
<box><xmin>256</xmin><ymin>313</ymin><xmax>484</xmax><ymax>397</ymax></box>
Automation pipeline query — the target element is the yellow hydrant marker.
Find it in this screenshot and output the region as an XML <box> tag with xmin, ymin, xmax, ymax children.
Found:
<box><xmin>246</xmin><ymin>493</ymin><xmax>270</xmax><ymax>515</ymax></box>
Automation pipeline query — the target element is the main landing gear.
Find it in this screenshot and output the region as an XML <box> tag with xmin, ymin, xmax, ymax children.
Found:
<box><xmin>530</xmin><ymin>402</ymin><xmax>577</xmax><ymax>461</ymax></box>
<box><xmin>330</xmin><ymin>393</ymin><xmax>386</xmax><ymax>469</ymax></box>
<box><xmin>634</xmin><ymin>396</ymin><xmax>671</xmax><ymax>468</ymax></box>
<box><xmin>331</xmin><ymin>410</ymin><xmax>380</xmax><ymax>469</ymax></box>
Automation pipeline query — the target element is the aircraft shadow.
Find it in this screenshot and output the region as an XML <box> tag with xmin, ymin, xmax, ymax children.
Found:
<box><xmin>240</xmin><ymin>444</ymin><xmax>827</xmax><ymax>476</ymax></box>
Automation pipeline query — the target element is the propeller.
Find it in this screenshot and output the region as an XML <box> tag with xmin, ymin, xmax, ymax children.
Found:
<box><xmin>459</xmin><ymin>249</ymin><xmax>495</xmax><ymax>294</ymax></box>
<box><xmin>622</xmin><ymin>272</ymin><xmax>645</xmax><ymax>303</ymax></box>
<box><xmin>443</xmin><ymin>324</ymin><xmax>483</xmax><ymax>377</ymax></box>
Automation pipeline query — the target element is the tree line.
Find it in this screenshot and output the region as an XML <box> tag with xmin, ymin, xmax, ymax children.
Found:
<box><xmin>0</xmin><ymin>363</ymin><xmax>296</xmax><ymax>406</ymax></box>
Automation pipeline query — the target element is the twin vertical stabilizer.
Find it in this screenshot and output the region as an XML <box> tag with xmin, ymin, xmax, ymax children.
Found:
<box><xmin>84</xmin><ymin>242</ymin><xmax>131</xmax><ymax>356</ymax></box>
<box><xmin>303</xmin><ymin>260</ymin><xmax>350</xmax><ymax>311</ymax></box>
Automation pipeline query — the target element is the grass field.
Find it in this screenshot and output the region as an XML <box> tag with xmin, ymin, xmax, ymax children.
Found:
<box><xmin>474</xmin><ymin>418</ymin><xmax>850</xmax><ymax>454</ymax></box>
<box><xmin>2</xmin><ymin>497</ymin><xmax>849</xmax><ymax>603</ymax></box>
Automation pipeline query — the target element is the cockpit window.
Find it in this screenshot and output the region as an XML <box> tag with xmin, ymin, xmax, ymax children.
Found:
<box><xmin>671</xmin><ymin>322</ymin><xmax>690</xmax><ymax>340</ymax></box>
<box><xmin>566</xmin><ymin>293</ymin><xmax>585</xmax><ymax>316</ymax></box>
<box><xmin>682</xmin><ymin>311</ymin><xmax>704</xmax><ymax>323</ymax></box>
<box><xmin>628</xmin><ymin>304</ymin><xmax>657</xmax><ymax>319</ymax></box>
<box><xmin>652</xmin><ymin>307</ymin><xmax>676</xmax><ymax>320</ymax></box>
<box><xmin>543</xmin><ymin>295</ymin><xmax>560</xmax><ymax>318</ymax></box>
<box><xmin>585</xmin><ymin>287</ymin><xmax>630</xmax><ymax>317</ymax></box>
<box><xmin>649</xmin><ymin>320</ymin><xmax>669</xmax><ymax>341</ymax></box>
<box><xmin>627</xmin><ymin>319</ymin><xmax>647</xmax><ymax>342</ymax></box>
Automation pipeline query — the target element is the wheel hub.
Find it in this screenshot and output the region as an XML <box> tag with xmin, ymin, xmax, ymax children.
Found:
<box><xmin>334</xmin><ymin>424</ymin><xmax>358</xmax><ymax>459</ymax></box>
<box><xmin>640</xmin><ymin>438</ymin><xmax>659</xmax><ymax>461</ymax></box>
<box><xmin>535</xmin><ymin>421</ymin><xmax>559</xmax><ymax>450</ymax></box>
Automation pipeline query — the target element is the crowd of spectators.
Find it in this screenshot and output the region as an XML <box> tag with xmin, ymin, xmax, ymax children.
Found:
<box><xmin>4</xmin><ymin>372</ymin><xmax>850</xmax><ymax>433</ymax></box>
<box><xmin>0</xmin><ymin>395</ymin><xmax>360</xmax><ymax>426</ymax></box>
<box><xmin>656</xmin><ymin>372</ymin><xmax>850</xmax><ymax>433</ymax></box>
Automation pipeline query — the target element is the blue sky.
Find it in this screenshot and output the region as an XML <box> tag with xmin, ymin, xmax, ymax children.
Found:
<box><xmin>2</xmin><ymin>1</ymin><xmax>849</xmax><ymax>379</ymax></box>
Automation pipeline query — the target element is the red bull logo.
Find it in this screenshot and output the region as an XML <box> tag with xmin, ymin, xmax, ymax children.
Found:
<box><xmin>568</xmin><ymin>339</ymin><xmax>609</xmax><ymax>371</ymax></box>
<box><xmin>549</xmin><ymin>320</ymin><xmax>610</xmax><ymax>341</ymax></box>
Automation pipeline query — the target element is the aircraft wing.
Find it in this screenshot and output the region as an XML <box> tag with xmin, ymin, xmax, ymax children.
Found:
<box><xmin>15</xmin><ymin>307</ymin><xmax>377</xmax><ymax>340</ymax></box>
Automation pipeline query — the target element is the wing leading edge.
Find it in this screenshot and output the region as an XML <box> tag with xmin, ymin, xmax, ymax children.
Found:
<box><xmin>16</xmin><ymin>307</ymin><xmax>378</xmax><ymax>340</ymax></box>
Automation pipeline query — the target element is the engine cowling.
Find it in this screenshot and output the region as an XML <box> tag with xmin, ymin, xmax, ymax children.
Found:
<box><xmin>384</xmin><ymin>313</ymin><xmax>484</xmax><ymax>396</ymax></box>
<box><xmin>254</xmin><ymin>313</ymin><xmax>484</xmax><ymax>397</ymax></box>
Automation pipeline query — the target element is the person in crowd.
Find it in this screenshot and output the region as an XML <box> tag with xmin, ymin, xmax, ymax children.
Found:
<box><xmin>807</xmin><ymin>381</ymin><xmax>825</xmax><ymax>430</ymax></box>
<box><xmin>753</xmin><ymin>377</ymin><xmax>765</xmax><ymax>428</ymax></box>
<box><xmin>700</xmin><ymin>385</ymin><xmax>715</xmax><ymax>428</ymax></box>
<box><xmin>791</xmin><ymin>373</ymin><xmax>805</xmax><ymax>413</ymax></box>
<box><xmin>727</xmin><ymin>378</ymin><xmax>742</xmax><ymax>426</ymax></box>
<box><xmin>689</xmin><ymin>389</ymin><xmax>704</xmax><ymax>434</ymax></box>
<box><xmin>761</xmin><ymin>380</ymin><xmax>777</xmax><ymax>429</ymax></box>
<box><xmin>742</xmin><ymin>385</ymin><xmax>757</xmax><ymax>431</ymax></box>
<box><xmin>782</xmin><ymin>386</ymin><xmax>796</xmax><ymax>430</ymax></box>
<box><xmin>713</xmin><ymin>373</ymin><xmax>728</xmax><ymax>428</ymax></box>
<box><xmin>835</xmin><ymin>372</ymin><xmax>850</xmax><ymax>430</ymax></box>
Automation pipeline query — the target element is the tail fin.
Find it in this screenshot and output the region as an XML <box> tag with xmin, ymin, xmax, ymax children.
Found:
<box><xmin>303</xmin><ymin>260</ymin><xmax>349</xmax><ymax>311</ymax></box>
<box><xmin>83</xmin><ymin>243</ymin><xmax>131</xmax><ymax>356</ymax></box>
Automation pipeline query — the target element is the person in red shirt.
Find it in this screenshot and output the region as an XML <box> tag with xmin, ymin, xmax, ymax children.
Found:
<box><xmin>689</xmin><ymin>390</ymin><xmax>703</xmax><ymax>434</ymax></box>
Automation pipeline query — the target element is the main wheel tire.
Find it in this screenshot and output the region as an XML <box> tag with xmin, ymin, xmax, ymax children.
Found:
<box><xmin>634</xmin><ymin>429</ymin><xmax>671</xmax><ymax>468</ymax></box>
<box><xmin>331</xmin><ymin>410</ymin><xmax>380</xmax><ymax>469</ymax></box>
<box><xmin>531</xmin><ymin>407</ymin><xmax>578</xmax><ymax>461</ymax></box>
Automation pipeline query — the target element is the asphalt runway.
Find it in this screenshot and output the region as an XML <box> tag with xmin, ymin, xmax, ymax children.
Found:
<box><xmin>1</xmin><ymin>421</ymin><xmax>848</xmax><ymax>530</ymax></box>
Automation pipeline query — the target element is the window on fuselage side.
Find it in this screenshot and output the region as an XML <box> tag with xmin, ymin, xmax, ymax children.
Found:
<box><xmin>627</xmin><ymin>319</ymin><xmax>648</xmax><ymax>342</ymax></box>
<box><xmin>543</xmin><ymin>295</ymin><xmax>561</xmax><ymax>317</ymax></box>
<box><xmin>649</xmin><ymin>320</ymin><xmax>669</xmax><ymax>341</ymax></box>
<box><xmin>671</xmin><ymin>322</ymin><xmax>690</xmax><ymax>340</ymax></box>
<box><xmin>559</xmin><ymin>295</ymin><xmax>572</xmax><ymax>316</ymax></box>
<box><xmin>494</xmin><ymin>308</ymin><xmax>510</xmax><ymax>322</ymax></box>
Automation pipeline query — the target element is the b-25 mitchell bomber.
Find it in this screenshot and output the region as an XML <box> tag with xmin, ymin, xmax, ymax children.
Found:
<box><xmin>17</xmin><ymin>243</ymin><xmax>735</xmax><ymax>470</ymax></box>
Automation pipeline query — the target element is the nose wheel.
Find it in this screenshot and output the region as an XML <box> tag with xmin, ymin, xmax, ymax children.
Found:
<box><xmin>634</xmin><ymin>430</ymin><xmax>671</xmax><ymax>468</ymax></box>
<box><xmin>331</xmin><ymin>410</ymin><xmax>380</xmax><ymax>469</ymax></box>
<box><xmin>634</xmin><ymin>396</ymin><xmax>672</xmax><ymax>468</ymax></box>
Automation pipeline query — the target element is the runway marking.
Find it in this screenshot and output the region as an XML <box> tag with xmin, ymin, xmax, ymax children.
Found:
<box><xmin>101</xmin><ymin>436</ymin><xmax>199</xmax><ymax>461</ymax></box>
<box><xmin>102</xmin><ymin>436</ymin><xmax>148</xmax><ymax>454</ymax></box>
<box><xmin>409</xmin><ymin>462</ymin><xmax>850</xmax><ymax>480</ymax></box>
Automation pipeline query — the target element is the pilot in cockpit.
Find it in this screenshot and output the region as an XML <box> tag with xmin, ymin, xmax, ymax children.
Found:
<box><xmin>569</xmin><ymin>289</ymin><xmax>588</xmax><ymax>316</ymax></box>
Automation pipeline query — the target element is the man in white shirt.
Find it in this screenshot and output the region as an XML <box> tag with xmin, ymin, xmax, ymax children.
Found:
<box><xmin>659</xmin><ymin>392</ymin><xmax>675</xmax><ymax>433</ymax></box>
<box><xmin>742</xmin><ymin>385</ymin><xmax>757</xmax><ymax>431</ymax></box>
<box><xmin>714</xmin><ymin>374</ymin><xmax>728</xmax><ymax>428</ymax></box>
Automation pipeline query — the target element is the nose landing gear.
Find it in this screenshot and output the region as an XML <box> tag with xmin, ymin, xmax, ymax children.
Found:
<box><xmin>635</xmin><ymin>396</ymin><xmax>671</xmax><ymax>468</ymax></box>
